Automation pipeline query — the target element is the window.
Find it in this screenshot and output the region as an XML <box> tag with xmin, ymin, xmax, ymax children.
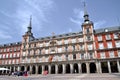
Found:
<box><xmin>115</xmin><ymin>41</ymin><xmax>120</xmax><ymax>47</ymax></box>
<box><xmin>23</xmin><ymin>52</ymin><xmax>26</xmax><ymax>56</ymax></box>
<box><xmin>13</xmin><ymin>53</ymin><xmax>16</xmax><ymax>57</ymax></box>
<box><xmin>86</xmin><ymin>28</ymin><xmax>89</xmax><ymax>34</ymax></box>
<box><xmin>58</xmin><ymin>55</ymin><xmax>62</xmax><ymax>61</ymax></box>
<box><xmin>10</xmin><ymin>54</ymin><xmax>12</xmax><ymax>58</ymax></box>
<box><xmin>79</xmin><ymin>38</ymin><xmax>83</xmax><ymax>42</ymax></box>
<box><xmin>81</xmin><ymin>53</ymin><xmax>84</xmax><ymax>59</ymax></box>
<box><xmin>57</xmin><ymin>40</ymin><xmax>62</xmax><ymax>45</ymax></box>
<box><xmin>86</xmin><ymin>36</ymin><xmax>91</xmax><ymax>41</ymax></box>
<box><xmin>58</xmin><ymin>47</ymin><xmax>62</xmax><ymax>53</ymax></box>
<box><xmin>99</xmin><ymin>43</ymin><xmax>104</xmax><ymax>49</ymax></box>
<box><xmin>73</xmin><ymin>45</ymin><xmax>75</xmax><ymax>51</ymax></box>
<box><xmin>114</xmin><ymin>33</ymin><xmax>119</xmax><ymax>39</ymax></box>
<box><xmin>97</xmin><ymin>35</ymin><xmax>102</xmax><ymax>41</ymax></box>
<box><xmin>5</xmin><ymin>60</ymin><xmax>8</xmax><ymax>64</ymax></box>
<box><xmin>3</xmin><ymin>54</ymin><xmax>5</xmax><ymax>58</ymax></box>
<box><xmin>72</xmin><ymin>39</ymin><xmax>76</xmax><ymax>43</ymax></box>
<box><xmin>80</xmin><ymin>45</ymin><xmax>84</xmax><ymax>50</ymax></box>
<box><xmin>117</xmin><ymin>50</ymin><xmax>120</xmax><ymax>57</ymax></box>
<box><xmin>106</xmin><ymin>34</ymin><xmax>111</xmax><ymax>40</ymax></box>
<box><xmin>9</xmin><ymin>60</ymin><xmax>11</xmax><ymax>64</ymax></box>
<box><xmin>107</xmin><ymin>42</ymin><xmax>112</xmax><ymax>48</ymax></box>
<box><xmin>4</xmin><ymin>49</ymin><xmax>6</xmax><ymax>52</ymax></box>
<box><xmin>39</xmin><ymin>43</ymin><xmax>43</xmax><ymax>47</ymax></box>
<box><xmin>73</xmin><ymin>54</ymin><xmax>76</xmax><ymax>60</ymax></box>
<box><xmin>64</xmin><ymin>39</ymin><xmax>68</xmax><ymax>44</ymax></box>
<box><xmin>12</xmin><ymin>60</ymin><xmax>15</xmax><ymax>64</ymax></box>
<box><xmin>45</xmin><ymin>49</ymin><xmax>48</xmax><ymax>54</ymax></box>
<box><xmin>16</xmin><ymin>59</ymin><xmax>19</xmax><ymax>64</ymax></box>
<box><xmin>100</xmin><ymin>52</ymin><xmax>106</xmax><ymax>59</ymax></box>
<box><xmin>109</xmin><ymin>51</ymin><xmax>114</xmax><ymax>58</ymax></box>
<box><xmin>6</xmin><ymin>54</ymin><xmax>8</xmax><ymax>58</ymax></box>
<box><xmin>46</xmin><ymin>42</ymin><xmax>49</xmax><ymax>46</ymax></box>
<box><xmin>65</xmin><ymin>46</ymin><xmax>68</xmax><ymax>52</ymax></box>
<box><xmin>0</xmin><ymin>54</ymin><xmax>2</xmax><ymax>58</ymax></box>
<box><xmin>88</xmin><ymin>44</ymin><xmax>93</xmax><ymax>50</ymax></box>
<box><xmin>90</xmin><ymin>53</ymin><xmax>93</xmax><ymax>59</ymax></box>
<box><xmin>17</xmin><ymin>53</ymin><xmax>20</xmax><ymax>57</ymax></box>
<box><xmin>14</xmin><ymin>47</ymin><xmax>16</xmax><ymax>51</ymax></box>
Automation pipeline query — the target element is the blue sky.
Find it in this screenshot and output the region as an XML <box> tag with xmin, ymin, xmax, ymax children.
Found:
<box><xmin>0</xmin><ymin>0</ymin><xmax>120</xmax><ymax>44</ymax></box>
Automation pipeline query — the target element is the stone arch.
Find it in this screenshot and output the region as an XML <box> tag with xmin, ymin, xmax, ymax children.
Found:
<box><xmin>38</xmin><ymin>65</ymin><xmax>42</xmax><ymax>74</ymax></box>
<box><xmin>66</xmin><ymin>64</ymin><xmax>70</xmax><ymax>73</ymax></box>
<box><xmin>27</xmin><ymin>66</ymin><xmax>30</xmax><ymax>71</ymax></box>
<box><xmin>44</xmin><ymin>65</ymin><xmax>49</xmax><ymax>71</ymax></box>
<box><xmin>81</xmin><ymin>63</ymin><xmax>86</xmax><ymax>73</ymax></box>
<box><xmin>51</xmin><ymin>65</ymin><xmax>55</xmax><ymax>74</ymax></box>
<box><xmin>21</xmin><ymin>66</ymin><xmax>24</xmax><ymax>71</ymax></box>
<box><xmin>89</xmin><ymin>63</ymin><xmax>96</xmax><ymax>73</ymax></box>
<box><xmin>110</xmin><ymin>61</ymin><xmax>118</xmax><ymax>73</ymax></box>
<box><xmin>101</xmin><ymin>62</ymin><xmax>109</xmax><ymax>73</ymax></box>
<box><xmin>58</xmin><ymin>64</ymin><xmax>63</xmax><ymax>74</ymax></box>
<box><xmin>32</xmin><ymin>65</ymin><xmax>36</xmax><ymax>74</ymax></box>
<box><xmin>73</xmin><ymin>63</ymin><xmax>79</xmax><ymax>73</ymax></box>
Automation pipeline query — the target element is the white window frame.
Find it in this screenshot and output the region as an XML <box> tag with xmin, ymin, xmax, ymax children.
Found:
<box><xmin>107</xmin><ymin>42</ymin><xmax>112</xmax><ymax>48</ymax></box>
<box><xmin>72</xmin><ymin>39</ymin><xmax>76</xmax><ymax>43</ymax></box>
<box><xmin>106</xmin><ymin>34</ymin><xmax>111</xmax><ymax>40</ymax></box>
<box><xmin>109</xmin><ymin>51</ymin><xmax>114</xmax><ymax>58</ymax></box>
<box><xmin>98</xmin><ymin>35</ymin><xmax>102</xmax><ymax>41</ymax></box>
<box><xmin>88</xmin><ymin>44</ymin><xmax>93</xmax><ymax>50</ymax></box>
<box><xmin>99</xmin><ymin>43</ymin><xmax>104</xmax><ymax>49</ymax></box>
<box><xmin>115</xmin><ymin>41</ymin><xmax>120</xmax><ymax>47</ymax></box>
<box><xmin>100</xmin><ymin>52</ymin><xmax>106</xmax><ymax>59</ymax></box>
<box><xmin>118</xmin><ymin>50</ymin><xmax>120</xmax><ymax>57</ymax></box>
<box><xmin>64</xmin><ymin>40</ymin><xmax>68</xmax><ymax>44</ymax></box>
<box><xmin>58</xmin><ymin>47</ymin><xmax>62</xmax><ymax>53</ymax></box>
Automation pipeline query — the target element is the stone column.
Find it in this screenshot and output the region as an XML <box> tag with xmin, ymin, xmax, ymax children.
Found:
<box><xmin>30</xmin><ymin>65</ymin><xmax>32</xmax><ymax>74</ymax></box>
<box><xmin>36</xmin><ymin>65</ymin><xmax>38</xmax><ymax>74</ymax></box>
<box><xmin>70</xmin><ymin>64</ymin><xmax>73</xmax><ymax>73</ymax></box>
<box><xmin>63</xmin><ymin>64</ymin><xmax>65</xmax><ymax>74</ymax></box>
<box><xmin>10</xmin><ymin>66</ymin><xmax>12</xmax><ymax>72</ymax></box>
<box><xmin>48</xmin><ymin>65</ymin><xmax>51</xmax><ymax>74</ymax></box>
<box><xmin>18</xmin><ymin>66</ymin><xmax>20</xmax><ymax>71</ymax></box>
<box><xmin>14</xmin><ymin>66</ymin><xmax>16</xmax><ymax>72</ymax></box>
<box><xmin>78</xmin><ymin>63</ymin><xmax>81</xmax><ymax>73</ymax></box>
<box><xmin>86</xmin><ymin>63</ymin><xmax>90</xmax><ymax>74</ymax></box>
<box><xmin>42</xmin><ymin>65</ymin><xmax>45</xmax><ymax>74</ymax></box>
<box><xmin>117</xmin><ymin>60</ymin><xmax>120</xmax><ymax>73</ymax></box>
<box><xmin>55</xmin><ymin>64</ymin><xmax>58</xmax><ymax>74</ymax></box>
<box><xmin>98</xmin><ymin>61</ymin><xmax>102</xmax><ymax>73</ymax></box>
<box><xmin>96</xmin><ymin>62</ymin><xmax>99</xmax><ymax>73</ymax></box>
<box><xmin>107</xmin><ymin>61</ymin><xmax>111</xmax><ymax>73</ymax></box>
<box><xmin>25</xmin><ymin>66</ymin><xmax>27</xmax><ymax>71</ymax></box>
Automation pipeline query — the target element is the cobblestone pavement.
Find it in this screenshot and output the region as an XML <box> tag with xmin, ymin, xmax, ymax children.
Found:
<box><xmin>0</xmin><ymin>73</ymin><xmax>120</xmax><ymax>80</ymax></box>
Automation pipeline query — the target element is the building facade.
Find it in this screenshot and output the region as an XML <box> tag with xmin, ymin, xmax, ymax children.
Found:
<box><xmin>0</xmin><ymin>6</ymin><xmax>120</xmax><ymax>75</ymax></box>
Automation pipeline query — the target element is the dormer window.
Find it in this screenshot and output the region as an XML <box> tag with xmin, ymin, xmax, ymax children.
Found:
<box><xmin>86</xmin><ymin>28</ymin><xmax>89</xmax><ymax>34</ymax></box>
<box><xmin>104</xmin><ymin>28</ymin><xmax>108</xmax><ymax>32</ymax></box>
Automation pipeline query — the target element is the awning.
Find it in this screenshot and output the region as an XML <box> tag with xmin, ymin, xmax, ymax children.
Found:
<box><xmin>0</xmin><ymin>68</ymin><xmax>9</xmax><ymax>70</ymax></box>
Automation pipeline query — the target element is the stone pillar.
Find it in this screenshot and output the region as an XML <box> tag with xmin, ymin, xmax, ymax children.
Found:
<box><xmin>36</xmin><ymin>65</ymin><xmax>38</xmax><ymax>74</ymax></box>
<box><xmin>42</xmin><ymin>65</ymin><xmax>44</xmax><ymax>74</ymax></box>
<box><xmin>30</xmin><ymin>65</ymin><xmax>32</xmax><ymax>74</ymax></box>
<box><xmin>86</xmin><ymin>63</ymin><xmax>90</xmax><ymax>74</ymax></box>
<box><xmin>107</xmin><ymin>61</ymin><xmax>111</xmax><ymax>73</ymax></box>
<box><xmin>78</xmin><ymin>63</ymin><xmax>81</xmax><ymax>73</ymax></box>
<box><xmin>48</xmin><ymin>65</ymin><xmax>51</xmax><ymax>74</ymax></box>
<box><xmin>96</xmin><ymin>62</ymin><xmax>99</xmax><ymax>73</ymax></box>
<box><xmin>14</xmin><ymin>66</ymin><xmax>16</xmax><ymax>72</ymax></box>
<box><xmin>25</xmin><ymin>66</ymin><xmax>27</xmax><ymax>71</ymax></box>
<box><xmin>10</xmin><ymin>66</ymin><xmax>12</xmax><ymax>72</ymax></box>
<box><xmin>55</xmin><ymin>64</ymin><xmax>58</xmax><ymax>74</ymax></box>
<box><xmin>117</xmin><ymin>60</ymin><xmax>120</xmax><ymax>73</ymax></box>
<box><xmin>70</xmin><ymin>64</ymin><xmax>73</xmax><ymax>73</ymax></box>
<box><xmin>63</xmin><ymin>64</ymin><xmax>65</xmax><ymax>74</ymax></box>
<box><xmin>18</xmin><ymin>66</ymin><xmax>20</xmax><ymax>71</ymax></box>
<box><xmin>98</xmin><ymin>61</ymin><xmax>102</xmax><ymax>73</ymax></box>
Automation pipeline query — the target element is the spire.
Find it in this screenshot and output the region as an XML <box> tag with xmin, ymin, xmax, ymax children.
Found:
<box><xmin>27</xmin><ymin>15</ymin><xmax>32</xmax><ymax>33</ymax></box>
<box><xmin>83</xmin><ymin>2</ymin><xmax>89</xmax><ymax>22</ymax></box>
